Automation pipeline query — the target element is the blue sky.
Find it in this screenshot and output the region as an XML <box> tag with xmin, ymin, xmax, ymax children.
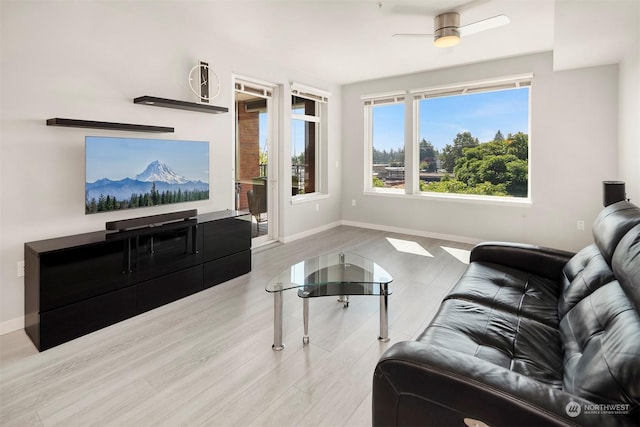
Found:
<box><xmin>373</xmin><ymin>87</ymin><xmax>530</xmax><ymax>152</ymax></box>
<box><xmin>260</xmin><ymin>113</ymin><xmax>269</xmax><ymax>154</ymax></box>
<box><xmin>86</xmin><ymin>136</ymin><xmax>209</xmax><ymax>183</ymax></box>
<box><xmin>261</xmin><ymin>112</ymin><xmax>310</xmax><ymax>161</ymax></box>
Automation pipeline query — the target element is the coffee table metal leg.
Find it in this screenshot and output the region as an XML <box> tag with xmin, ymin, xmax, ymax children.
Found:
<box><xmin>378</xmin><ymin>285</ymin><xmax>390</xmax><ymax>342</ymax></box>
<box><xmin>337</xmin><ymin>295</ymin><xmax>349</xmax><ymax>307</ymax></box>
<box><xmin>272</xmin><ymin>292</ymin><xmax>285</xmax><ymax>350</ymax></box>
<box><xmin>303</xmin><ymin>297</ymin><xmax>309</xmax><ymax>345</ymax></box>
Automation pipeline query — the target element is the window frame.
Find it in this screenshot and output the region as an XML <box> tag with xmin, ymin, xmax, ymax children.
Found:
<box><xmin>362</xmin><ymin>75</ymin><xmax>533</xmax><ymax>206</ymax></box>
<box><xmin>290</xmin><ymin>82</ymin><xmax>330</xmax><ymax>203</ymax></box>
<box><xmin>362</xmin><ymin>91</ymin><xmax>407</xmax><ymax>194</ymax></box>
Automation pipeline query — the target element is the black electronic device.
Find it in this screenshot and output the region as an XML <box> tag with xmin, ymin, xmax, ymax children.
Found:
<box><xmin>105</xmin><ymin>209</ymin><xmax>197</xmax><ymax>231</ymax></box>
<box><xmin>603</xmin><ymin>181</ymin><xmax>626</xmax><ymax>207</ymax></box>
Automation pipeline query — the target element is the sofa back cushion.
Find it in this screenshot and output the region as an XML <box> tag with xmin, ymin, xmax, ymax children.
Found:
<box><xmin>613</xmin><ymin>223</ymin><xmax>640</xmax><ymax>312</ymax></box>
<box><xmin>559</xmin><ymin>244</ymin><xmax>615</xmax><ymax>318</ymax></box>
<box><xmin>560</xmin><ymin>280</ymin><xmax>640</xmax><ymax>410</ymax></box>
<box><xmin>592</xmin><ymin>201</ymin><xmax>640</xmax><ymax>265</ymax></box>
<box><xmin>559</xmin><ymin>201</ymin><xmax>640</xmax><ymax>317</ymax></box>
<box><xmin>560</xmin><ymin>206</ymin><xmax>640</xmax><ymax>414</ymax></box>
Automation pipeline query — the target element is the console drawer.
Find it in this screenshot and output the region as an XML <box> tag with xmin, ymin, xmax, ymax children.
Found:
<box><xmin>37</xmin><ymin>240</ymin><xmax>135</xmax><ymax>311</ymax></box>
<box><xmin>137</xmin><ymin>265</ymin><xmax>203</xmax><ymax>313</ymax></box>
<box><xmin>38</xmin><ymin>285</ymin><xmax>136</xmax><ymax>351</ymax></box>
<box><xmin>202</xmin><ymin>217</ymin><xmax>251</xmax><ymax>262</ymax></box>
<box><xmin>203</xmin><ymin>249</ymin><xmax>251</xmax><ymax>289</ymax></box>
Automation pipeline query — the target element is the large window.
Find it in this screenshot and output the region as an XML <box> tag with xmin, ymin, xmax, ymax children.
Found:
<box><xmin>415</xmin><ymin>76</ymin><xmax>531</xmax><ymax>198</ymax></box>
<box><xmin>291</xmin><ymin>83</ymin><xmax>329</xmax><ymax>198</ymax></box>
<box><xmin>364</xmin><ymin>92</ymin><xmax>405</xmax><ymax>191</ymax></box>
<box><xmin>363</xmin><ymin>75</ymin><xmax>531</xmax><ymax>200</ymax></box>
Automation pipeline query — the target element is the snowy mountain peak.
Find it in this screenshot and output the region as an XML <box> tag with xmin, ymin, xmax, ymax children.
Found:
<box><xmin>134</xmin><ymin>160</ymin><xmax>189</xmax><ymax>184</ymax></box>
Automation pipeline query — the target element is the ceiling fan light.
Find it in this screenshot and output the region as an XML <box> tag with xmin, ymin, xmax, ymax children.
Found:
<box><xmin>434</xmin><ymin>29</ymin><xmax>460</xmax><ymax>47</ymax></box>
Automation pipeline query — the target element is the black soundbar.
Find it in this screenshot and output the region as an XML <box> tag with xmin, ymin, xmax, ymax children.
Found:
<box><xmin>106</xmin><ymin>209</ymin><xmax>198</xmax><ymax>231</ymax></box>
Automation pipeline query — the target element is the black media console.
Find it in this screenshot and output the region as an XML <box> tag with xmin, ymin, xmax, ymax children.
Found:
<box><xmin>24</xmin><ymin>210</ymin><xmax>251</xmax><ymax>351</ymax></box>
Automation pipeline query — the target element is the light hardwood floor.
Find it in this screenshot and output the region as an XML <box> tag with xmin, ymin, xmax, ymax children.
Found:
<box><xmin>0</xmin><ymin>225</ymin><xmax>472</xmax><ymax>427</ymax></box>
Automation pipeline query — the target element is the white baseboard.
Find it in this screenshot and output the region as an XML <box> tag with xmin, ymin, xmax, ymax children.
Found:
<box><xmin>0</xmin><ymin>316</ymin><xmax>24</xmax><ymax>335</ymax></box>
<box><xmin>340</xmin><ymin>219</ymin><xmax>482</xmax><ymax>245</ymax></box>
<box><xmin>280</xmin><ymin>219</ymin><xmax>480</xmax><ymax>246</ymax></box>
<box><xmin>280</xmin><ymin>220</ymin><xmax>342</xmax><ymax>243</ymax></box>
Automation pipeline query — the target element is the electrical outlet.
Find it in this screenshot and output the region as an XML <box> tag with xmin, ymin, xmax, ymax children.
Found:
<box><xmin>17</xmin><ymin>260</ymin><xmax>25</xmax><ymax>277</ymax></box>
<box><xmin>577</xmin><ymin>220</ymin><xmax>585</xmax><ymax>231</ymax></box>
<box><xmin>352</xmin><ymin>199</ymin><xmax>356</xmax><ymax>206</ymax></box>
<box><xmin>315</xmin><ymin>203</ymin><xmax>319</xmax><ymax>211</ymax></box>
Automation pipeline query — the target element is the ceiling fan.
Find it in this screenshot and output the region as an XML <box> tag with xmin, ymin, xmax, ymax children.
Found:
<box><xmin>393</xmin><ymin>12</ymin><xmax>510</xmax><ymax>47</ymax></box>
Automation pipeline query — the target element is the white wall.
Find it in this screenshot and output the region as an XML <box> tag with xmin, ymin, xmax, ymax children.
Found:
<box><xmin>618</xmin><ymin>50</ymin><xmax>640</xmax><ymax>204</ymax></box>
<box><xmin>0</xmin><ymin>2</ymin><xmax>342</xmax><ymax>331</ymax></box>
<box><xmin>0</xmin><ymin>3</ymin><xmax>630</xmax><ymax>334</ymax></box>
<box><xmin>341</xmin><ymin>52</ymin><xmax>619</xmax><ymax>252</ymax></box>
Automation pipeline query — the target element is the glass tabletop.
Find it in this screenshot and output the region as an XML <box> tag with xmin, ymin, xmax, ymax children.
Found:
<box><xmin>266</xmin><ymin>251</ymin><xmax>392</xmax><ymax>293</ymax></box>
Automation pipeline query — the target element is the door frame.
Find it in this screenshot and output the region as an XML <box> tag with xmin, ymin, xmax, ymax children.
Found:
<box><xmin>233</xmin><ymin>75</ymin><xmax>279</xmax><ymax>246</ymax></box>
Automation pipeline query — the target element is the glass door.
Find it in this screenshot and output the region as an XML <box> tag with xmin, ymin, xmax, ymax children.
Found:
<box><xmin>234</xmin><ymin>78</ymin><xmax>277</xmax><ymax>245</ymax></box>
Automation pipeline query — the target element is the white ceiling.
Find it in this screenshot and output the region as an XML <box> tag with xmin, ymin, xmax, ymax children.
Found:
<box><xmin>165</xmin><ymin>0</ymin><xmax>640</xmax><ymax>85</ymax></box>
<box><xmin>553</xmin><ymin>0</ymin><xmax>640</xmax><ymax>71</ymax></box>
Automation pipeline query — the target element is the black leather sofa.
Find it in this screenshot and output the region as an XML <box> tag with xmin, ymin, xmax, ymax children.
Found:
<box><xmin>373</xmin><ymin>201</ymin><xmax>640</xmax><ymax>426</ymax></box>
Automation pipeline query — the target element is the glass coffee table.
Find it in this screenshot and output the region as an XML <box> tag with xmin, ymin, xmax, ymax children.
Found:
<box><xmin>265</xmin><ymin>252</ymin><xmax>392</xmax><ymax>350</ymax></box>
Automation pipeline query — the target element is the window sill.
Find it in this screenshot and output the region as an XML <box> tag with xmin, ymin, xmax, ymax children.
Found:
<box><xmin>290</xmin><ymin>193</ymin><xmax>329</xmax><ymax>205</ymax></box>
<box><xmin>363</xmin><ymin>189</ymin><xmax>532</xmax><ymax>207</ymax></box>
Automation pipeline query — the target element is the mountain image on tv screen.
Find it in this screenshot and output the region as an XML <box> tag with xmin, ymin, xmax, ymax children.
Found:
<box><xmin>85</xmin><ymin>136</ymin><xmax>209</xmax><ymax>214</ymax></box>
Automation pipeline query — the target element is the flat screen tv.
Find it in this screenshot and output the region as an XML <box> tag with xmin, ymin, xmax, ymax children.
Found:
<box><xmin>85</xmin><ymin>136</ymin><xmax>209</xmax><ymax>214</ymax></box>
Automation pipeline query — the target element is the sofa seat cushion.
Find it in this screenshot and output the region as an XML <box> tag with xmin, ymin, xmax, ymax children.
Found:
<box><xmin>444</xmin><ymin>262</ymin><xmax>560</xmax><ymax>327</ymax></box>
<box><xmin>417</xmin><ymin>298</ymin><xmax>564</xmax><ymax>388</ymax></box>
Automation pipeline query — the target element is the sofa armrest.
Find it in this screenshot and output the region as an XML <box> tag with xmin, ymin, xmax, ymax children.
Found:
<box><xmin>373</xmin><ymin>341</ymin><xmax>633</xmax><ymax>427</ymax></box>
<box><xmin>470</xmin><ymin>242</ymin><xmax>574</xmax><ymax>281</ymax></box>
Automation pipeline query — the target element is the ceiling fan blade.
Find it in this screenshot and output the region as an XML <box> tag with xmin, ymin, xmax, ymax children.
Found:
<box><xmin>459</xmin><ymin>14</ymin><xmax>510</xmax><ymax>36</ymax></box>
<box><xmin>392</xmin><ymin>33</ymin><xmax>434</xmax><ymax>38</ymax></box>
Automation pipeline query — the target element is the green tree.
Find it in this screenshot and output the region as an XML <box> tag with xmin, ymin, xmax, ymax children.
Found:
<box><xmin>419</xmin><ymin>139</ymin><xmax>438</xmax><ymax>172</ymax></box>
<box><xmin>504</xmin><ymin>157</ymin><xmax>528</xmax><ymax>196</ymax></box>
<box><xmin>292</xmin><ymin>152</ymin><xmax>307</xmax><ymax>166</ymax></box>
<box><xmin>505</xmin><ymin>132</ymin><xmax>528</xmax><ymax>160</ymax></box>
<box><xmin>420</xmin><ymin>179</ymin><xmax>507</xmax><ymax>196</ymax></box>
<box><xmin>87</xmin><ymin>198</ymin><xmax>97</xmax><ymax>213</ymax></box>
<box><xmin>494</xmin><ymin>130</ymin><xmax>504</xmax><ymax>142</ymax></box>
<box><xmin>440</xmin><ymin>132</ymin><xmax>479</xmax><ymax>173</ymax></box>
<box><xmin>372</xmin><ymin>147</ymin><xmax>404</xmax><ymax>164</ymax></box>
<box><xmin>106</xmin><ymin>195</ymin><xmax>116</xmax><ymax>211</ymax></box>
<box><xmin>150</xmin><ymin>182</ymin><xmax>159</xmax><ymax>205</ymax></box>
<box><xmin>420</xmin><ymin>179</ymin><xmax>467</xmax><ymax>193</ymax></box>
<box><xmin>452</xmin><ymin>137</ymin><xmax>528</xmax><ymax>197</ymax></box>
